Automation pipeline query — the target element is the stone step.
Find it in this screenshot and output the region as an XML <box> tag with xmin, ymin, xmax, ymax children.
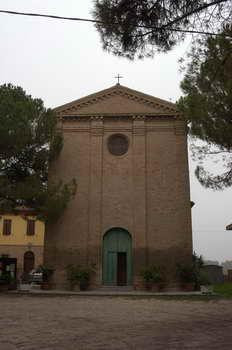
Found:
<box><xmin>98</xmin><ymin>285</ymin><xmax>134</xmax><ymax>292</ymax></box>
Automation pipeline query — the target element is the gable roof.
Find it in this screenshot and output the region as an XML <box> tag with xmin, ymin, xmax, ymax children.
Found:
<box><xmin>54</xmin><ymin>84</ymin><xmax>179</xmax><ymax>118</ymax></box>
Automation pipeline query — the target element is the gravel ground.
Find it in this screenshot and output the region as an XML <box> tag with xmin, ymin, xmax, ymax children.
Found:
<box><xmin>1</xmin><ymin>295</ymin><xmax>232</xmax><ymax>350</ymax></box>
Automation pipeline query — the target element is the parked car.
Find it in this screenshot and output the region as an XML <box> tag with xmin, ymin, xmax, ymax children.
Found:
<box><xmin>28</xmin><ymin>269</ymin><xmax>43</xmax><ymax>283</ymax></box>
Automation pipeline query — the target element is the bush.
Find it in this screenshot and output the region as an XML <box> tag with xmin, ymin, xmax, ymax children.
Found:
<box><xmin>214</xmin><ymin>283</ymin><xmax>232</xmax><ymax>297</ymax></box>
<box><xmin>0</xmin><ymin>273</ymin><xmax>12</xmax><ymax>285</ymax></box>
<box><xmin>38</xmin><ymin>265</ymin><xmax>54</xmax><ymax>282</ymax></box>
<box><xmin>141</xmin><ymin>266</ymin><xmax>164</xmax><ymax>284</ymax></box>
<box><xmin>66</xmin><ymin>265</ymin><xmax>91</xmax><ymax>290</ymax></box>
<box><xmin>177</xmin><ymin>252</ymin><xmax>204</xmax><ymax>289</ymax></box>
<box><xmin>176</xmin><ymin>264</ymin><xmax>196</xmax><ymax>283</ymax></box>
<box><xmin>199</xmin><ymin>271</ymin><xmax>211</xmax><ymax>286</ymax></box>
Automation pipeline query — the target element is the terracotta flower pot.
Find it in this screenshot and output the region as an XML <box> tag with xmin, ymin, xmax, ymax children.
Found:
<box><xmin>79</xmin><ymin>280</ymin><xmax>89</xmax><ymax>291</ymax></box>
<box><xmin>158</xmin><ymin>282</ymin><xmax>166</xmax><ymax>292</ymax></box>
<box><xmin>145</xmin><ymin>281</ymin><xmax>153</xmax><ymax>291</ymax></box>
<box><xmin>151</xmin><ymin>284</ymin><xmax>160</xmax><ymax>292</ymax></box>
<box><xmin>41</xmin><ymin>282</ymin><xmax>52</xmax><ymax>290</ymax></box>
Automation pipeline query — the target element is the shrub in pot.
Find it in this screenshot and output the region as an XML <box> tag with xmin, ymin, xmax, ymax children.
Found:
<box><xmin>176</xmin><ymin>264</ymin><xmax>196</xmax><ymax>291</ymax></box>
<box><xmin>78</xmin><ymin>269</ymin><xmax>90</xmax><ymax>291</ymax></box>
<box><xmin>66</xmin><ymin>265</ymin><xmax>91</xmax><ymax>291</ymax></box>
<box><xmin>141</xmin><ymin>268</ymin><xmax>153</xmax><ymax>290</ymax></box>
<box><xmin>66</xmin><ymin>264</ymin><xmax>78</xmax><ymax>290</ymax></box>
<box><xmin>152</xmin><ymin>267</ymin><xmax>166</xmax><ymax>291</ymax></box>
<box><xmin>141</xmin><ymin>266</ymin><xmax>165</xmax><ymax>291</ymax></box>
<box><xmin>0</xmin><ymin>273</ymin><xmax>11</xmax><ymax>292</ymax></box>
<box><xmin>39</xmin><ymin>265</ymin><xmax>54</xmax><ymax>290</ymax></box>
<box><xmin>8</xmin><ymin>278</ymin><xmax>17</xmax><ymax>290</ymax></box>
<box><xmin>177</xmin><ymin>253</ymin><xmax>204</xmax><ymax>291</ymax></box>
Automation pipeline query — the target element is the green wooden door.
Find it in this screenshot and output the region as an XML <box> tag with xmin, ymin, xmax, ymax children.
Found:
<box><xmin>103</xmin><ymin>228</ymin><xmax>132</xmax><ymax>285</ymax></box>
<box><xmin>107</xmin><ymin>252</ymin><xmax>117</xmax><ymax>284</ymax></box>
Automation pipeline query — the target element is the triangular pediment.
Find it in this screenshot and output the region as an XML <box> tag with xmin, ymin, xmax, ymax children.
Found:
<box><xmin>55</xmin><ymin>84</ymin><xmax>179</xmax><ymax>117</ymax></box>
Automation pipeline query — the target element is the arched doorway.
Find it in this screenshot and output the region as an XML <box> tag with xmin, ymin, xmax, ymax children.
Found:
<box><xmin>23</xmin><ymin>251</ymin><xmax>35</xmax><ymax>274</ymax></box>
<box><xmin>103</xmin><ymin>228</ymin><xmax>132</xmax><ymax>286</ymax></box>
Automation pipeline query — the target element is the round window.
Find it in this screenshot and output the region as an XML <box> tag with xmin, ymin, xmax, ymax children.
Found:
<box><xmin>107</xmin><ymin>134</ymin><xmax>129</xmax><ymax>156</ymax></box>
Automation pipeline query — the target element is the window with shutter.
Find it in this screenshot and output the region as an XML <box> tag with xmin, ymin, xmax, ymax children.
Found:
<box><xmin>3</xmin><ymin>219</ymin><xmax>12</xmax><ymax>235</ymax></box>
<box><xmin>27</xmin><ymin>220</ymin><xmax>35</xmax><ymax>236</ymax></box>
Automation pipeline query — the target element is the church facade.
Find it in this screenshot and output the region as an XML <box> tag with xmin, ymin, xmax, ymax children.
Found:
<box><xmin>44</xmin><ymin>84</ymin><xmax>192</xmax><ymax>289</ymax></box>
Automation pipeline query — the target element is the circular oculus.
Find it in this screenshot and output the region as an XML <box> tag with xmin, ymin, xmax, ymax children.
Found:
<box><xmin>107</xmin><ymin>133</ymin><xmax>129</xmax><ymax>156</ymax></box>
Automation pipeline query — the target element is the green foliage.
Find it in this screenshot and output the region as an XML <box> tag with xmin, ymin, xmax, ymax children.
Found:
<box><xmin>93</xmin><ymin>0</ymin><xmax>232</xmax><ymax>59</ymax></box>
<box><xmin>0</xmin><ymin>84</ymin><xmax>76</xmax><ymax>222</ymax></box>
<box><xmin>141</xmin><ymin>268</ymin><xmax>153</xmax><ymax>282</ymax></box>
<box><xmin>177</xmin><ymin>253</ymin><xmax>204</xmax><ymax>287</ymax></box>
<box><xmin>66</xmin><ymin>265</ymin><xmax>91</xmax><ymax>287</ymax></box>
<box><xmin>141</xmin><ymin>265</ymin><xmax>164</xmax><ymax>283</ymax></box>
<box><xmin>0</xmin><ymin>273</ymin><xmax>12</xmax><ymax>285</ymax></box>
<box><xmin>177</xmin><ymin>264</ymin><xmax>196</xmax><ymax>283</ymax></box>
<box><xmin>179</xmin><ymin>25</ymin><xmax>232</xmax><ymax>189</ymax></box>
<box><xmin>199</xmin><ymin>271</ymin><xmax>211</xmax><ymax>286</ymax></box>
<box><xmin>214</xmin><ymin>282</ymin><xmax>232</xmax><ymax>297</ymax></box>
<box><xmin>36</xmin><ymin>179</ymin><xmax>77</xmax><ymax>223</ymax></box>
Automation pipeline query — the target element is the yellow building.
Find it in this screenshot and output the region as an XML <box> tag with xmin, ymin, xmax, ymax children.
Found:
<box><xmin>0</xmin><ymin>208</ymin><xmax>44</xmax><ymax>278</ymax></box>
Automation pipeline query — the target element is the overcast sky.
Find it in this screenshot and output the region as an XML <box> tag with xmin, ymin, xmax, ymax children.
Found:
<box><xmin>1</xmin><ymin>0</ymin><xmax>231</xmax><ymax>263</ymax></box>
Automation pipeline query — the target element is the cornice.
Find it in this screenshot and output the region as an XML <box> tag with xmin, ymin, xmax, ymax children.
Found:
<box><xmin>60</xmin><ymin>113</ymin><xmax>179</xmax><ymax>122</ymax></box>
<box><xmin>55</xmin><ymin>84</ymin><xmax>179</xmax><ymax>116</ymax></box>
<box><xmin>62</xmin><ymin>120</ymin><xmax>177</xmax><ymax>133</ymax></box>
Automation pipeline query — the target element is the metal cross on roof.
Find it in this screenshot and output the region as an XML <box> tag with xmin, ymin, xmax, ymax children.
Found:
<box><xmin>115</xmin><ymin>74</ymin><xmax>123</xmax><ymax>85</ymax></box>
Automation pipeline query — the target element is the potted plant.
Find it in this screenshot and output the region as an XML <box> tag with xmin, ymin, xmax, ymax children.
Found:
<box><xmin>152</xmin><ymin>266</ymin><xmax>166</xmax><ymax>292</ymax></box>
<box><xmin>66</xmin><ymin>264</ymin><xmax>78</xmax><ymax>290</ymax></box>
<box><xmin>0</xmin><ymin>273</ymin><xmax>11</xmax><ymax>292</ymax></box>
<box><xmin>66</xmin><ymin>265</ymin><xmax>91</xmax><ymax>291</ymax></box>
<box><xmin>39</xmin><ymin>265</ymin><xmax>54</xmax><ymax>290</ymax></box>
<box><xmin>176</xmin><ymin>263</ymin><xmax>195</xmax><ymax>291</ymax></box>
<box><xmin>8</xmin><ymin>277</ymin><xmax>17</xmax><ymax>290</ymax></box>
<box><xmin>78</xmin><ymin>268</ymin><xmax>90</xmax><ymax>291</ymax></box>
<box><xmin>141</xmin><ymin>268</ymin><xmax>153</xmax><ymax>290</ymax></box>
<box><xmin>141</xmin><ymin>265</ymin><xmax>166</xmax><ymax>291</ymax></box>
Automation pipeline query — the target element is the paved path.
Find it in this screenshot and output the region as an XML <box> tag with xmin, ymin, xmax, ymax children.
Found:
<box><xmin>16</xmin><ymin>286</ymin><xmax>204</xmax><ymax>296</ymax></box>
<box><xmin>1</xmin><ymin>294</ymin><xmax>232</xmax><ymax>349</ymax></box>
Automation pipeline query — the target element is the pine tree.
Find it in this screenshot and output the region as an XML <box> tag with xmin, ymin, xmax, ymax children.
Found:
<box><xmin>0</xmin><ymin>84</ymin><xmax>76</xmax><ymax>222</ymax></box>
<box><xmin>178</xmin><ymin>25</ymin><xmax>232</xmax><ymax>189</ymax></box>
<box><xmin>93</xmin><ymin>0</ymin><xmax>232</xmax><ymax>59</ymax></box>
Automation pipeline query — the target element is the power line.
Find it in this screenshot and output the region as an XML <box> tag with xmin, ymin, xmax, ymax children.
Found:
<box><xmin>0</xmin><ymin>10</ymin><xmax>98</xmax><ymax>24</ymax></box>
<box><xmin>193</xmin><ymin>228</ymin><xmax>232</xmax><ymax>232</ymax></box>
<box><xmin>193</xmin><ymin>230</ymin><xmax>229</xmax><ymax>232</ymax></box>
<box><xmin>0</xmin><ymin>9</ymin><xmax>231</xmax><ymax>38</ymax></box>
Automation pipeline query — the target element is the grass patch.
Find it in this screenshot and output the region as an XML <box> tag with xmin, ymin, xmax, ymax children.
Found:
<box><xmin>213</xmin><ymin>283</ymin><xmax>232</xmax><ymax>297</ymax></box>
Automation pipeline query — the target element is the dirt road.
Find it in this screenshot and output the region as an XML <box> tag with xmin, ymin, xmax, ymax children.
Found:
<box><xmin>1</xmin><ymin>295</ymin><xmax>232</xmax><ymax>349</ymax></box>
